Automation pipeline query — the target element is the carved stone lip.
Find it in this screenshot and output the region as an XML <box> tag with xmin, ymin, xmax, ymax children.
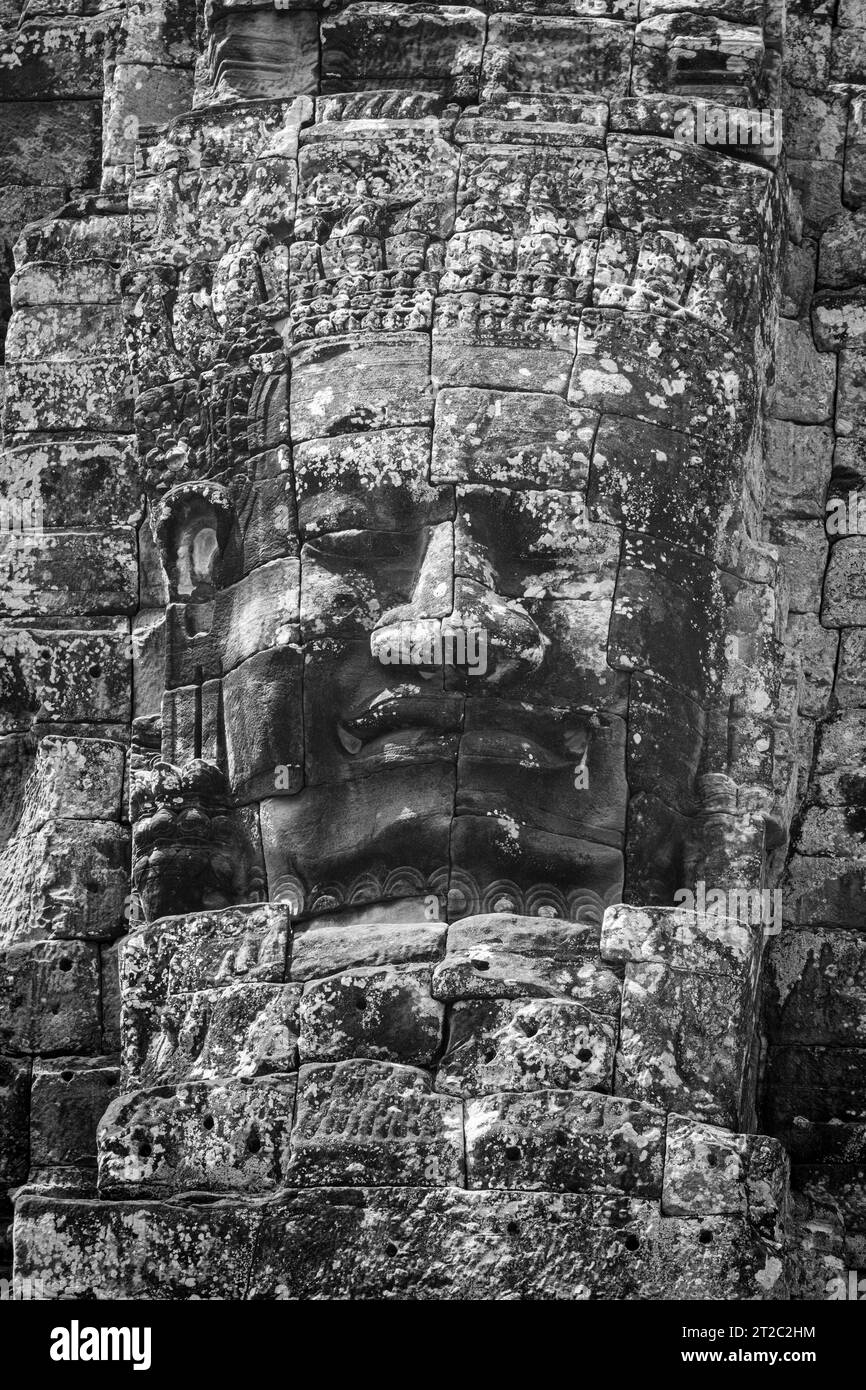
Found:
<box><xmin>458</xmin><ymin>731</ymin><xmax>572</xmax><ymax>770</ymax></box>
<box><xmin>340</xmin><ymin>695</ymin><xmax>586</xmax><ymax>768</ymax></box>
<box><xmin>341</xmin><ymin>694</ymin><xmax>464</xmax><ymax>746</ymax></box>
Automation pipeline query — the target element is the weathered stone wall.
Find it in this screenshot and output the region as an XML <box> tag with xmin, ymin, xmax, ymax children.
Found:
<box><xmin>0</xmin><ymin>0</ymin><xmax>862</xmax><ymax>1300</ymax></box>
<box><xmin>0</xmin><ymin>0</ymin><xmax>194</xmax><ymax>1284</ymax></box>
<box><xmin>759</xmin><ymin>0</ymin><xmax>866</xmax><ymax>1300</ymax></box>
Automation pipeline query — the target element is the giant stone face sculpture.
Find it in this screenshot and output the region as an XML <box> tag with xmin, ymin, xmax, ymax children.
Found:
<box><xmin>135</xmin><ymin>91</ymin><xmax>632</xmax><ymax>932</ymax></box>
<box><xmin>13</xmin><ymin>0</ymin><xmax>855</xmax><ymax>1302</ymax></box>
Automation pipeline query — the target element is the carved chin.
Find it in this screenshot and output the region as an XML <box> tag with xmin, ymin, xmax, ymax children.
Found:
<box><xmin>259</xmin><ymin>779</ymin><xmax>624</xmax><ymax>927</ymax></box>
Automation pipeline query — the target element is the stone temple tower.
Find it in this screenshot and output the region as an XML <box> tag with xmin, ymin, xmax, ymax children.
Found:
<box><xmin>0</xmin><ymin>0</ymin><xmax>864</xmax><ymax>1300</ymax></box>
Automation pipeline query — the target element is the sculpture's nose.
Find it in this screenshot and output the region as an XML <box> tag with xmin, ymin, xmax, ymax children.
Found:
<box><xmin>370</xmin><ymin>520</ymin><xmax>548</xmax><ymax>684</ymax></box>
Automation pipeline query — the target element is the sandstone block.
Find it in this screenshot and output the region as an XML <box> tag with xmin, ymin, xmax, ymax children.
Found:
<box><xmin>836</xmin><ymin>628</ymin><xmax>866</xmax><ymax>707</ymax></box>
<box><xmin>845</xmin><ymin>96</ymin><xmax>866</xmax><ymax>207</ymax></box>
<box><xmin>662</xmin><ymin>1115</ymin><xmax>788</xmax><ymax>1229</ymax></box>
<box><xmin>431</xmin><ymin>388</ymin><xmax>592</xmax><ymax>490</ymax></box>
<box><xmin>431</xmin><ymin>913</ymin><xmax>621</xmax><ymax>1016</ymax></box>
<box><xmin>436</xmin><ymin>996</ymin><xmax>615</xmax><ymax>1096</ymax></box>
<box><xmin>298</xmin><ymin>964</ymin><xmax>443</xmax><ymax>1067</ymax></box>
<box><xmin>0</xmin><ymin>628</ymin><xmax>131</xmax><ymax>732</ymax></box>
<box><xmin>601</xmin><ymin>902</ymin><xmax>755</xmax><ymax>974</ymax></box>
<box><xmin>29</xmin><ymin>1057</ymin><xmax>120</xmax><ymax>1171</ymax></box>
<box><xmin>249</xmin><ymin>1187</ymin><xmax>787</xmax><ymax>1299</ymax></box>
<box><xmin>764</xmin><ymin>927</ymin><xmax>866</xmax><ymax>1046</ymax></box>
<box><xmin>139</xmin><ymin>983</ymin><xmax>301</xmax><ymax>1085</ymax></box>
<box><xmin>287</xmin><ymin>1060</ymin><xmax>464</xmax><ymax>1187</ymax></box>
<box><xmin>616</xmin><ymin>961</ymin><xmax>753</xmax><ymax>1127</ymax></box>
<box><xmin>465</xmin><ymin>1089</ymin><xmax>665</xmax><ymax>1194</ymax></box>
<box><xmin>764</xmin><ymin>420</ymin><xmax>832</xmax><ymax>519</ymax></box>
<box><xmin>822</xmin><ymin>536</ymin><xmax>866</xmax><ymax>627</ymax></box>
<box><xmin>771</xmin><ymin>319</ymin><xmax>835</xmax><ymax>423</ymax></box>
<box><xmin>14</xmin><ymin>1194</ymin><xmax>259</xmax><ymax>1300</ymax></box>
<box><xmin>97</xmin><ymin>1078</ymin><xmax>297</xmax><ymax>1196</ymax></box>
<box><xmin>291</xmin><ymin>920</ymin><xmax>446</xmax><ymax>981</ymax></box>
<box><xmin>0</xmin><ymin>1057</ymin><xmax>29</xmax><ymax>1185</ymax></box>
<box><xmin>0</xmin><ymin>819</ymin><xmax>129</xmax><ymax>945</ymax></box>
<box><xmin>0</xmin><ymin>940</ymin><xmax>100</xmax><ymax>1054</ymax></box>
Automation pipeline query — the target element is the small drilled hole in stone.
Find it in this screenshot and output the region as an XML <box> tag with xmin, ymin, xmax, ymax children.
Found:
<box><xmin>61</xmin><ymin>1070</ymin><xmax>74</xmax><ymax>1083</ymax></box>
<box><xmin>139</xmin><ymin>1142</ymin><xmax>152</xmax><ymax>1159</ymax></box>
<box><xmin>51</xmin><ymin>1004</ymin><xmax>61</xmax><ymax>1015</ymax></box>
<box><xmin>554</xmin><ymin>1129</ymin><xmax>569</xmax><ymax>1147</ymax></box>
<box><xmin>471</xmin><ymin>958</ymin><xmax>490</xmax><ymax>971</ymax></box>
<box><xmin>504</xmin><ymin>1145</ymin><xmax>522</xmax><ymax>1162</ymax></box>
<box><xmin>59</xmin><ymin>958</ymin><xmax>73</xmax><ymax>972</ymax></box>
<box><xmin>506</xmin><ymin>1221</ymin><xmax>519</xmax><ymax>1236</ymax></box>
<box><xmin>202</xmin><ymin>1114</ymin><xmax>214</xmax><ymax>1130</ymax></box>
<box><xmin>577</xmin><ymin>1047</ymin><xmax>593</xmax><ymax>1062</ymax></box>
<box><xmin>384</xmin><ymin>1241</ymin><xmax>398</xmax><ymax>1257</ymax></box>
<box><xmin>707</xmin><ymin>1152</ymin><xmax>718</xmax><ymax>1168</ymax></box>
<box><xmin>699</xmin><ymin>1228</ymin><xmax>714</xmax><ymax>1245</ymax></box>
<box><xmin>105</xmin><ymin>1072</ymin><xmax>119</xmax><ymax>1086</ymax></box>
<box><xmin>88</xmin><ymin>664</ymin><xmax>102</xmax><ymax>679</ymax></box>
<box><xmin>624</xmin><ymin>1233</ymin><xmax>640</xmax><ymax>1252</ymax></box>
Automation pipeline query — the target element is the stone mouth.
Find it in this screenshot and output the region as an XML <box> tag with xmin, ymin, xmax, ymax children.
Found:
<box><xmin>458</xmin><ymin>731</ymin><xmax>572</xmax><ymax>770</ymax></box>
<box><xmin>341</xmin><ymin>694</ymin><xmax>464</xmax><ymax>747</ymax></box>
<box><xmin>339</xmin><ymin>695</ymin><xmax>588</xmax><ymax>770</ymax></box>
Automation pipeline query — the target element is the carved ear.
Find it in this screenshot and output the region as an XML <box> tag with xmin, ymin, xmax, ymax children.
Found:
<box><xmin>152</xmin><ymin>483</ymin><xmax>238</xmax><ymax>602</ymax></box>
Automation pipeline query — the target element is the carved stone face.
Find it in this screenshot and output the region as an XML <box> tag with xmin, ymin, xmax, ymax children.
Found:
<box><xmin>133</xmin><ymin>91</ymin><xmax>765</xmax><ymax>930</ymax></box>
<box><xmin>254</xmin><ymin>406</ymin><xmax>628</xmax><ymax>924</ymax></box>
<box><xmin>207</xmin><ymin>111</ymin><xmax>630</xmax><ymax>928</ymax></box>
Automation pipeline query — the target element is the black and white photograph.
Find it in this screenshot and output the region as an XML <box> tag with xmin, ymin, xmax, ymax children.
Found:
<box><xmin>0</xmin><ymin>0</ymin><xmax>863</xmax><ymax>1354</ymax></box>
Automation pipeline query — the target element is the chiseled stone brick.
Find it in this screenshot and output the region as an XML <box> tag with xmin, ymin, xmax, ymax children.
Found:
<box><xmin>431</xmin><ymin>913</ymin><xmax>621</xmax><ymax>1016</ymax></box>
<box><xmin>97</xmin><ymin>1077</ymin><xmax>297</xmax><ymax>1197</ymax></box>
<box><xmin>465</xmin><ymin>1089</ymin><xmax>665</xmax><ymax>1194</ymax></box>
<box><xmin>287</xmin><ymin>1060</ymin><xmax>464</xmax><ymax>1187</ymax></box>
<box><xmin>771</xmin><ymin>319</ymin><xmax>835</xmax><ymax>423</ymax></box>
<box><xmin>298</xmin><ymin>964</ymin><xmax>443</xmax><ymax>1067</ymax></box>
<box><xmin>662</xmin><ymin>1115</ymin><xmax>788</xmax><ymax>1232</ymax></box>
<box><xmin>0</xmin><ymin>940</ymin><xmax>101</xmax><ymax>1054</ymax></box>
<box><xmin>436</xmin><ymin>996</ymin><xmax>615</xmax><ymax>1096</ymax></box>
<box><xmin>29</xmin><ymin>1056</ymin><xmax>120</xmax><ymax>1171</ymax></box>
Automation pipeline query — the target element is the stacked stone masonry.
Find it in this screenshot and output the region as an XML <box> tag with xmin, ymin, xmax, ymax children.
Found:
<box><xmin>761</xmin><ymin>0</ymin><xmax>866</xmax><ymax>1299</ymax></box>
<box><xmin>0</xmin><ymin>0</ymin><xmax>861</xmax><ymax>1299</ymax></box>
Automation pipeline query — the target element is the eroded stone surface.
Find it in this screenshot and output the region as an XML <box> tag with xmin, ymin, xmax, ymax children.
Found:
<box><xmin>431</xmin><ymin>914</ymin><xmax>621</xmax><ymax>1016</ymax></box>
<box><xmin>298</xmin><ymin>965</ymin><xmax>444</xmax><ymax>1067</ymax></box>
<box><xmin>287</xmin><ymin>1060</ymin><xmax>464</xmax><ymax>1187</ymax></box>
<box><xmin>97</xmin><ymin>1078</ymin><xmax>297</xmax><ymax>1197</ymax></box>
<box><xmin>437</xmin><ymin>997</ymin><xmax>615</xmax><ymax>1096</ymax></box>
<box><xmin>0</xmin><ymin>0</ymin><xmax>840</xmax><ymax>1304</ymax></box>
<box><xmin>662</xmin><ymin>1116</ymin><xmax>788</xmax><ymax>1232</ymax></box>
<box><xmin>465</xmin><ymin>1090</ymin><xmax>665</xmax><ymax>1194</ymax></box>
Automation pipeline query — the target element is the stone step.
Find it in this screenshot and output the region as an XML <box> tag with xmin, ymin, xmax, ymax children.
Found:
<box><xmin>13</xmin><ymin>1187</ymin><xmax>788</xmax><ymax>1301</ymax></box>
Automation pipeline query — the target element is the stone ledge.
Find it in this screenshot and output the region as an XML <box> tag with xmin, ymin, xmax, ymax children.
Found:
<box><xmin>13</xmin><ymin>1187</ymin><xmax>788</xmax><ymax>1300</ymax></box>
